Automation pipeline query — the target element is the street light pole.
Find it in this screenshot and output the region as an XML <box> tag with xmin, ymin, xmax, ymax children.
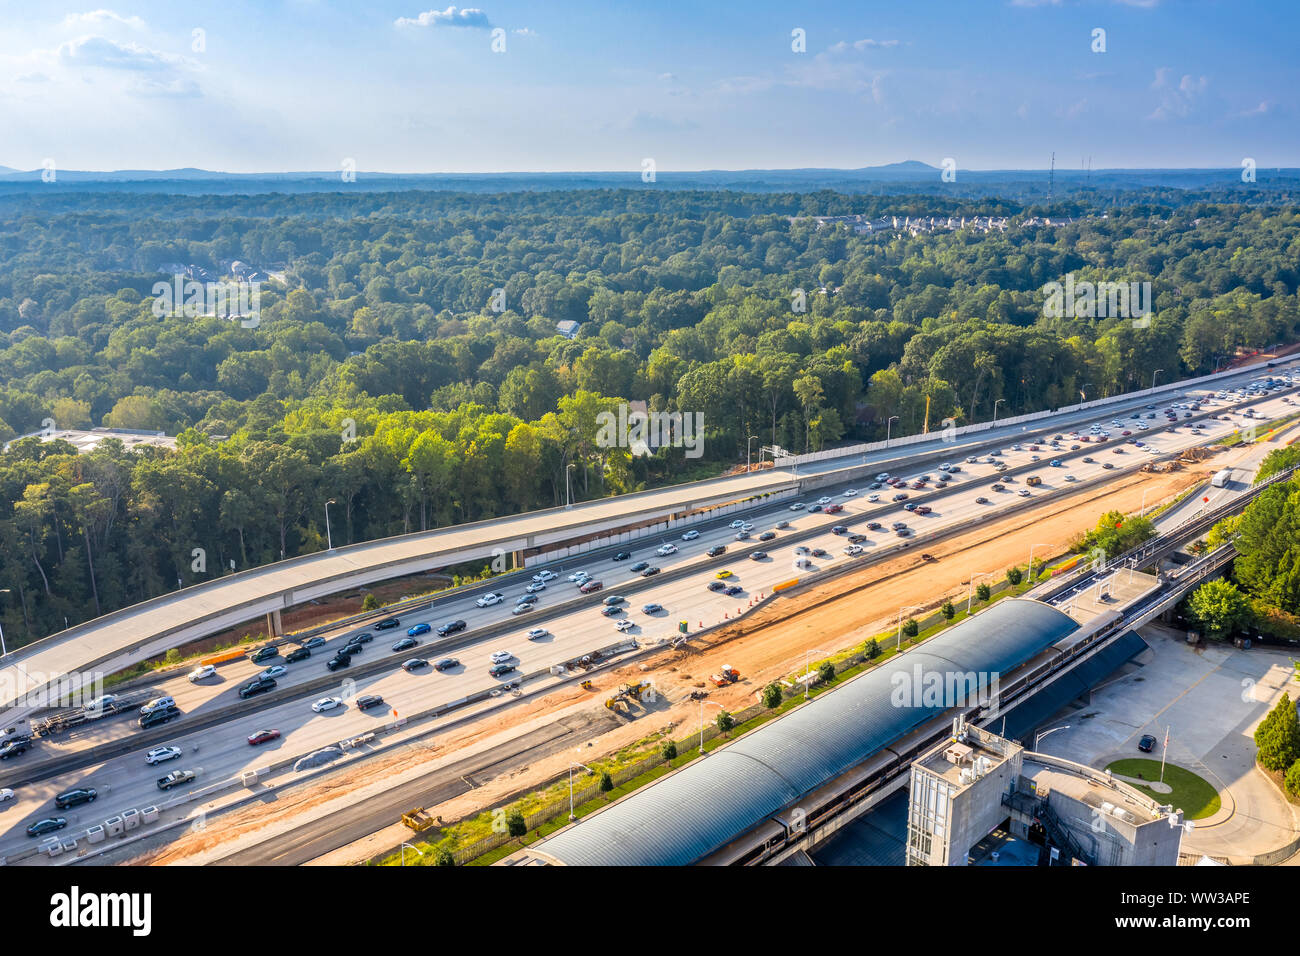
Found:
<box><xmin>565</xmin><ymin>463</ymin><xmax>576</xmax><ymax>509</ymax></box>
<box><xmin>801</xmin><ymin>647</ymin><xmax>831</xmax><ymax>701</ymax></box>
<box><xmin>993</xmin><ymin>398</ymin><xmax>1006</xmax><ymax>425</ymax></box>
<box><xmin>698</xmin><ymin>700</ymin><xmax>724</xmax><ymax>755</ymax></box>
<box><xmin>0</xmin><ymin>589</ymin><xmax>10</xmax><ymax>656</ymax></box>
<box><xmin>896</xmin><ymin>605</ymin><xmax>925</xmax><ymax>650</ymax></box>
<box><xmin>1151</xmin><ymin>368</ymin><xmax>1163</xmax><ymax>392</ymax></box>
<box><xmin>569</xmin><ymin>762</ymin><xmax>595</xmax><ymax>821</ymax></box>
<box><xmin>966</xmin><ymin>572</ymin><xmax>991</xmax><ymax>613</ymax></box>
<box><xmin>1080</xmin><ymin>383</ymin><xmax>1093</xmax><ymax>403</ymax></box>
<box><xmin>324</xmin><ymin>499</ymin><xmax>336</xmax><ymax>552</ymax></box>
<box><xmin>400</xmin><ymin>842</ymin><xmax>423</xmax><ymax>866</ymax></box>
<box><xmin>747</xmin><ymin>435</ymin><xmax>758</xmax><ymax>473</ymax></box>
<box><xmin>1034</xmin><ymin>725</ymin><xmax>1070</xmax><ymax>751</ymax></box>
<box><xmin>886</xmin><ymin>415</ymin><xmax>899</xmax><ymax>448</ymax></box>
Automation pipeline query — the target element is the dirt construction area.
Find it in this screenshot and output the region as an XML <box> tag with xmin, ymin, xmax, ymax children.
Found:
<box><xmin>130</xmin><ymin>458</ymin><xmax>1226</xmax><ymax>866</ymax></box>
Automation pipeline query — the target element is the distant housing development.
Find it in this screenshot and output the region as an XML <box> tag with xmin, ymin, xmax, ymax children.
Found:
<box><xmin>2</xmin><ymin>427</ymin><xmax>177</xmax><ymax>455</ymax></box>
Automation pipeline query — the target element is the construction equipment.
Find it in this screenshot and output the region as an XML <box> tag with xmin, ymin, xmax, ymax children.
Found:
<box><xmin>580</xmin><ymin>680</ymin><xmax>594</xmax><ymax>691</ymax></box>
<box><xmin>31</xmin><ymin>692</ymin><xmax>148</xmax><ymax>737</ymax></box>
<box><xmin>604</xmin><ymin>680</ymin><xmax>651</xmax><ymax>714</ymax></box>
<box><xmin>710</xmin><ymin>664</ymin><xmax>741</xmax><ymax>687</ymax></box>
<box><xmin>401</xmin><ymin>807</ymin><xmax>439</xmax><ymax>832</ymax></box>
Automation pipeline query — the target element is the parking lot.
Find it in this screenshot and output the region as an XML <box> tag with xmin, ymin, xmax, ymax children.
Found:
<box><xmin>1034</xmin><ymin>621</ymin><xmax>1300</xmax><ymax>863</ymax></box>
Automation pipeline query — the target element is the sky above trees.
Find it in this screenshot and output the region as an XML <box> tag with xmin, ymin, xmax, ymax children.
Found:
<box><xmin>0</xmin><ymin>1</ymin><xmax>1296</xmax><ymax>173</ymax></box>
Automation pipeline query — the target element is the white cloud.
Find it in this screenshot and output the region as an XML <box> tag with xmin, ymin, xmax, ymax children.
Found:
<box><xmin>61</xmin><ymin>10</ymin><xmax>146</xmax><ymax>30</ymax></box>
<box><xmin>827</xmin><ymin>38</ymin><xmax>901</xmax><ymax>53</ymax></box>
<box><xmin>58</xmin><ymin>36</ymin><xmax>187</xmax><ymax>72</ymax></box>
<box><xmin>1148</xmin><ymin>67</ymin><xmax>1208</xmax><ymax>119</ymax></box>
<box><xmin>395</xmin><ymin>6</ymin><xmax>493</xmax><ymax>29</ymax></box>
<box><xmin>512</xmin><ymin>27</ymin><xmax>536</xmax><ymax>37</ymax></box>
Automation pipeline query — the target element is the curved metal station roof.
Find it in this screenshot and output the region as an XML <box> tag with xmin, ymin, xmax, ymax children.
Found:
<box><xmin>530</xmin><ymin>599</ymin><xmax>1078</xmax><ymax>866</ymax></box>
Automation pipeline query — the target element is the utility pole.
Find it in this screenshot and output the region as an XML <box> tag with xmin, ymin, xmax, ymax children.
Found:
<box><xmin>1047</xmin><ymin>151</ymin><xmax>1055</xmax><ymax>202</ymax></box>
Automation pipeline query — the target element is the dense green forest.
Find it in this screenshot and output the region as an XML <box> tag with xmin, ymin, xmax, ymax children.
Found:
<box><xmin>1</xmin><ymin>184</ymin><xmax>1299</xmax><ymax>644</ymax></box>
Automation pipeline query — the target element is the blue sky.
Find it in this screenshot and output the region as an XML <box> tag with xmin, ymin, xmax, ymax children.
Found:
<box><xmin>0</xmin><ymin>1</ymin><xmax>1294</xmax><ymax>172</ymax></box>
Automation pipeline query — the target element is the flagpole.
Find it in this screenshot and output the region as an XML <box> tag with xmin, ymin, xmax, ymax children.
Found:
<box><xmin>1160</xmin><ymin>726</ymin><xmax>1169</xmax><ymax>784</ymax></box>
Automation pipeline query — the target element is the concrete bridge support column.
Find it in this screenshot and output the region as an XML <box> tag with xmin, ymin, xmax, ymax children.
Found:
<box><xmin>266</xmin><ymin>608</ymin><xmax>283</xmax><ymax>638</ymax></box>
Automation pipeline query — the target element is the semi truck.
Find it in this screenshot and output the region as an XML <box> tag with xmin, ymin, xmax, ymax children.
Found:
<box><xmin>1212</xmin><ymin>468</ymin><xmax>1232</xmax><ymax>488</ymax></box>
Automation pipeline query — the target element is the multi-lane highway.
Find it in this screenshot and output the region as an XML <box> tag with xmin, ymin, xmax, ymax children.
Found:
<box><xmin>3</xmin><ymin>373</ymin><xmax>1297</xmax><ymax>858</ymax></box>
<box><xmin>3</xmin><ymin>359</ymin><xmax>1295</xmax><ymax>715</ymax></box>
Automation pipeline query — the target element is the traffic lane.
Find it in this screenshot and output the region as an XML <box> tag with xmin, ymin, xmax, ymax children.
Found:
<box><xmin>1</xmin><ymin>420</ymin><xmax>1257</xmax><ymax>850</ymax></box>
<box><xmin>29</xmin><ymin>385</ymin><xmax>1292</xmax><ymax>766</ymax></box>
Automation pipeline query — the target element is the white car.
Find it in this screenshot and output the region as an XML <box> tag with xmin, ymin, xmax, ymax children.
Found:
<box><xmin>614</xmin><ymin>619</ymin><xmax>634</xmax><ymax>632</ymax></box>
<box><xmin>0</xmin><ymin>788</ymin><xmax>12</xmax><ymax>802</ymax></box>
<box><xmin>656</xmin><ymin>543</ymin><xmax>678</xmax><ymax>556</ymax></box>
<box><xmin>475</xmin><ymin>592</ymin><xmax>504</xmax><ymax>608</ymax></box>
<box><xmin>526</xmin><ymin>628</ymin><xmax>548</xmax><ymax>640</ymax></box>
<box><xmin>1019</xmin><ymin>489</ymin><xmax>1032</xmax><ymax>497</ymax></box>
<box><xmin>145</xmin><ymin>746</ymin><xmax>183</xmax><ymax>765</ymax></box>
<box><xmin>525</xmin><ymin>581</ymin><xmax>547</xmax><ymax>593</ymax></box>
<box><xmin>489</xmin><ymin>650</ymin><xmax>513</xmax><ymax>664</ymax></box>
<box><xmin>729</xmin><ymin>519</ymin><xmax>745</xmax><ymax>529</ymax></box>
<box><xmin>681</xmin><ymin>529</ymin><xmax>700</xmax><ymax>541</ymax></box>
<box><xmin>816</xmin><ymin>496</ymin><xmax>832</xmax><ymax>505</ymax></box>
<box><xmin>260</xmin><ymin>665</ymin><xmax>287</xmax><ymax>680</ymax></box>
<box><xmin>842</xmin><ymin>489</ymin><xmax>858</xmax><ymax>497</ymax></box>
<box><xmin>789</xmin><ymin>502</ymin><xmax>805</xmax><ymax>511</ymax></box>
<box><xmin>843</xmin><ymin>544</ymin><xmax>864</xmax><ymax>556</ymax></box>
<box><xmin>568</xmin><ymin>570</ymin><xmax>589</xmax><ymax>582</ymax></box>
<box><xmin>532</xmin><ymin>570</ymin><xmax>557</xmax><ymax>583</ymax></box>
<box><xmin>1064</xmin><ymin>474</ymin><xmax>1077</xmax><ymax>482</ymax></box>
<box><xmin>187</xmin><ymin>665</ymin><xmax>216</xmax><ymax>683</ymax></box>
<box><xmin>867</xmin><ymin>494</ymin><xmax>881</xmax><ymax>502</ymax></box>
<box><xmin>311</xmin><ymin>696</ymin><xmax>342</xmax><ymax>713</ymax></box>
<box><xmin>875</xmin><ymin>473</ymin><xmax>890</xmax><ymax>481</ymax></box>
<box><xmin>740</xmin><ymin>522</ymin><xmax>755</xmax><ymax>532</ymax></box>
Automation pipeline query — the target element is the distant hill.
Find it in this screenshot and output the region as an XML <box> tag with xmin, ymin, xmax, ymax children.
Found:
<box><xmin>0</xmin><ymin>163</ymin><xmax>1296</xmax><ymax>199</ymax></box>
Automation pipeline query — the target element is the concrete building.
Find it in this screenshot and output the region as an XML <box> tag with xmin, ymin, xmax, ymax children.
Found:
<box><xmin>2</xmin><ymin>427</ymin><xmax>177</xmax><ymax>455</ymax></box>
<box><xmin>906</xmin><ymin>717</ymin><xmax>1185</xmax><ymax>866</ymax></box>
<box><xmin>906</xmin><ymin>720</ymin><xmax>1024</xmax><ymax>865</ymax></box>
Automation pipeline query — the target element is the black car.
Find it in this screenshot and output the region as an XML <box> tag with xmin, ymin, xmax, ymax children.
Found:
<box><xmin>342</xmin><ymin>641</ymin><xmax>365</xmax><ymax>656</ymax></box>
<box><xmin>402</xmin><ymin>658</ymin><xmax>429</xmax><ymax>672</ymax></box>
<box><xmin>630</xmin><ymin>561</ymin><xmax>650</xmax><ymax>572</ymax></box>
<box><xmin>26</xmin><ymin>818</ymin><xmax>67</xmax><ymax>838</ymax></box>
<box><xmin>0</xmin><ymin>740</ymin><xmax>29</xmax><ymax>760</ymax></box>
<box><xmin>1138</xmin><ymin>734</ymin><xmax>1158</xmax><ymax>753</ymax></box>
<box><xmin>706</xmin><ymin>545</ymin><xmax>726</xmax><ymax>557</ymax></box>
<box><xmin>326</xmin><ymin>654</ymin><xmax>351</xmax><ymax>671</ymax></box>
<box><xmin>434</xmin><ymin>657</ymin><xmax>460</xmax><ymax>671</ymax></box>
<box><xmin>239</xmin><ymin>676</ymin><xmax>278</xmax><ymax>698</ymax></box>
<box><xmin>54</xmin><ymin>787</ymin><xmax>97</xmax><ymax>809</ymax></box>
<box><xmin>758</xmin><ymin>531</ymin><xmax>776</xmax><ymax>541</ymax></box>
<box><xmin>250</xmin><ymin>646</ymin><xmax>279</xmax><ymax>664</ymax></box>
<box><xmin>723</xmin><ymin>585</ymin><xmax>744</xmax><ymax>596</ymax></box>
<box><xmin>285</xmin><ymin>647</ymin><xmax>311</xmax><ymax>663</ymax></box>
<box><xmin>391</xmin><ymin>637</ymin><xmax>419</xmax><ymax>653</ymax></box>
<box><xmin>436</xmin><ymin>620</ymin><xmax>467</xmax><ymax>637</ymax></box>
<box><xmin>357</xmin><ymin>694</ymin><xmax>386</xmax><ymax>711</ymax></box>
<box><xmin>351</xmin><ymin>632</ymin><xmax>374</xmax><ymax>644</ymax></box>
<box><xmin>640</xmin><ymin>566</ymin><xmax>660</xmax><ymax>577</ymax></box>
<box><xmin>808</xmin><ymin>505</ymin><xmax>823</xmax><ymax>513</ymax></box>
<box><xmin>139</xmin><ymin>706</ymin><xmax>180</xmax><ymax>730</ymax></box>
<box><xmin>893</xmin><ymin>493</ymin><xmax>909</xmax><ymax>502</ymax></box>
<box><xmin>848</xmin><ymin>534</ymin><xmax>867</xmax><ymax>544</ymax></box>
<box><xmin>749</xmin><ymin>551</ymin><xmax>768</xmax><ymax>560</ymax></box>
<box><xmin>613</xmin><ymin>551</ymin><xmax>632</xmax><ymax>561</ymax></box>
<box><xmin>488</xmin><ymin>663</ymin><xmax>516</xmax><ymax>678</ymax></box>
<box><xmin>707</xmin><ymin>581</ymin><xmax>727</xmax><ymax>592</ymax></box>
<box><xmin>374</xmin><ymin>618</ymin><xmax>401</xmax><ymax>630</ymax></box>
<box><xmin>831</xmin><ymin>525</ymin><xmax>848</xmax><ymax>535</ymax></box>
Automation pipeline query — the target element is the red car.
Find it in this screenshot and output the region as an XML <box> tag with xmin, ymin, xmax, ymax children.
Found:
<box><xmin>247</xmin><ymin>729</ymin><xmax>281</xmax><ymax>746</ymax></box>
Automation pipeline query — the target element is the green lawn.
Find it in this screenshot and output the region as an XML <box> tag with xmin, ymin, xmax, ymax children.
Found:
<box><xmin>1104</xmin><ymin>758</ymin><xmax>1222</xmax><ymax>820</ymax></box>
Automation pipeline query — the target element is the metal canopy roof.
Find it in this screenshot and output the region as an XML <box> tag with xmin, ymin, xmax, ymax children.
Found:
<box><xmin>532</xmin><ymin>599</ymin><xmax>1079</xmax><ymax>866</ymax></box>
